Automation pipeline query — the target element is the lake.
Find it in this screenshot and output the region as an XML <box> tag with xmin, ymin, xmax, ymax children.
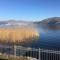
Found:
<box><xmin>33</xmin><ymin>28</ymin><xmax>60</xmax><ymax>50</ymax></box>
<box><xmin>22</xmin><ymin>27</ymin><xmax>60</xmax><ymax>50</ymax></box>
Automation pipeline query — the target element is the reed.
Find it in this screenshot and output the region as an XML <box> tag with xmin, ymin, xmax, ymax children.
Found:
<box><xmin>0</xmin><ymin>28</ymin><xmax>39</xmax><ymax>44</ymax></box>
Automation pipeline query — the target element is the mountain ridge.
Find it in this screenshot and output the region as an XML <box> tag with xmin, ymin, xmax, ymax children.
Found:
<box><xmin>0</xmin><ymin>17</ymin><xmax>60</xmax><ymax>29</ymax></box>
<box><xmin>34</xmin><ymin>17</ymin><xmax>60</xmax><ymax>29</ymax></box>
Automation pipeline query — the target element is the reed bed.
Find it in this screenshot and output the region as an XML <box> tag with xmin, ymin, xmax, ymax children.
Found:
<box><xmin>0</xmin><ymin>28</ymin><xmax>39</xmax><ymax>44</ymax></box>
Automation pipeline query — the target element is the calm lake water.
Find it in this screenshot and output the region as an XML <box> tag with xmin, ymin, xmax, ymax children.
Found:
<box><xmin>31</xmin><ymin>28</ymin><xmax>60</xmax><ymax>50</ymax></box>
<box><xmin>23</xmin><ymin>27</ymin><xmax>60</xmax><ymax>50</ymax></box>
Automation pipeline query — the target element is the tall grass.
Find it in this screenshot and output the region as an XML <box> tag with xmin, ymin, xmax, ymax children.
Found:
<box><xmin>0</xmin><ymin>28</ymin><xmax>39</xmax><ymax>44</ymax></box>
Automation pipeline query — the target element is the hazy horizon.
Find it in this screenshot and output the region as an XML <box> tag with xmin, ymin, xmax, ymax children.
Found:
<box><xmin>0</xmin><ymin>0</ymin><xmax>60</xmax><ymax>21</ymax></box>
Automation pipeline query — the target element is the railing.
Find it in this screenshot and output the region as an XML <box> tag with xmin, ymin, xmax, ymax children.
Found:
<box><xmin>0</xmin><ymin>45</ymin><xmax>60</xmax><ymax>60</ymax></box>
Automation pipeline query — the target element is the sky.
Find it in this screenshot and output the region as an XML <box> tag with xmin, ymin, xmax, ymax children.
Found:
<box><xmin>0</xmin><ymin>0</ymin><xmax>60</xmax><ymax>21</ymax></box>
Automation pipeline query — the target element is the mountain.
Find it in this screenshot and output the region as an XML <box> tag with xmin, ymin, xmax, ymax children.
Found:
<box><xmin>0</xmin><ymin>20</ymin><xmax>34</xmax><ymax>28</ymax></box>
<box><xmin>0</xmin><ymin>17</ymin><xmax>60</xmax><ymax>29</ymax></box>
<box><xmin>34</xmin><ymin>17</ymin><xmax>60</xmax><ymax>30</ymax></box>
